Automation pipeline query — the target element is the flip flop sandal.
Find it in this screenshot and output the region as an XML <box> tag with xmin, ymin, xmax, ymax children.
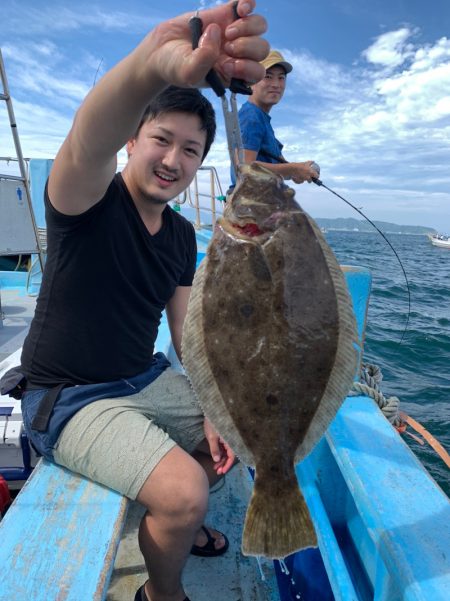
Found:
<box><xmin>134</xmin><ymin>583</ymin><xmax>190</xmax><ymax>601</ymax></box>
<box><xmin>190</xmin><ymin>525</ymin><xmax>230</xmax><ymax>557</ymax></box>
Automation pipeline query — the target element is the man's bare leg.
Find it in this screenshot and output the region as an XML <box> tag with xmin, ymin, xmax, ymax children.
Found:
<box><xmin>137</xmin><ymin>445</ymin><xmax>209</xmax><ymax>601</ymax></box>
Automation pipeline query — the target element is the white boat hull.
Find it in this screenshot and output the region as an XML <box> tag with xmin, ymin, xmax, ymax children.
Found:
<box><xmin>429</xmin><ymin>234</ymin><xmax>450</xmax><ymax>248</ymax></box>
<box><xmin>431</xmin><ymin>238</ymin><xmax>450</xmax><ymax>248</ymax></box>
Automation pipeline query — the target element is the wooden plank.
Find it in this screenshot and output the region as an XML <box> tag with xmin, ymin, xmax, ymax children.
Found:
<box><xmin>0</xmin><ymin>459</ymin><xmax>128</xmax><ymax>600</ymax></box>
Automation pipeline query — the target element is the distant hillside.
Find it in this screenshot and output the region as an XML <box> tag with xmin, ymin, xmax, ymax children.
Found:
<box><xmin>314</xmin><ymin>217</ymin><xmax>436</xmax><ymax>235</ymax></box>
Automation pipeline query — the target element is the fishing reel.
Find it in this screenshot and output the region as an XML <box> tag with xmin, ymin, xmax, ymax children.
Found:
<box><xmin>310</xmin><ymin>162</ymin><xmax>322</xmax><ymax>186</ymax></box>
<box><xmin>311</xmin><ymin>162</ymin><xmax>321</xmax><ymax>177</ymax></box>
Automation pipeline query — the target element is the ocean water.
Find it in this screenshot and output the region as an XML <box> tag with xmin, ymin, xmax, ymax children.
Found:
<box><xmin>326</xmin><ymin>231</ymin><xmax>450</xmax><ymax>497</ymax></box>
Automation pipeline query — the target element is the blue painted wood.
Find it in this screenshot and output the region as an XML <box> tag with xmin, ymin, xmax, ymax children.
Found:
<box><xmin>342</xmin><ymin>266</ymin><xmax>371</xmax><ymax>346</ymax></box>
<box><xmin>296</xmin><ymin>455</ymin><xmax>359</xmax><ymax>601</ymax></box>
<box><xmin>293</xmin><ymin>266</ymin><xmax>450</xmax><ymax>600</ymax></box>
<box><xmin>289</xmin><ymin>548</ymin><xmax>334</xmax><ymax>600</ymax></box>
<box><xmin>326</xmin><ymin>397</ymin><xmax>450</xmax><ymax>600</ymax></box>
<box><xmin>0</xmin><ymin>459</ymin><xmax>128</xmax><ymax>600</ymax></box>
<box><xmin>290</xmin><ymin>266</ymin><xmax>371</xmax><ymax>601</ymax></box>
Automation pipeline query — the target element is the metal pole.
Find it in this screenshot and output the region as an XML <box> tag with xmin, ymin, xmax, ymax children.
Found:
<box><xmin>209</xmin><ymin>169</ymin><xmax>216</xmax><ymax>227</ymax></box>
<box><xmin>0</xmin><ymin>49</ymin><xmax>44</xmax><ymax>272</ymax></box>
<box><xmin>192</xmin><ymin>174</ymin><xmax>201</xmax><ymax>229</ymax></box>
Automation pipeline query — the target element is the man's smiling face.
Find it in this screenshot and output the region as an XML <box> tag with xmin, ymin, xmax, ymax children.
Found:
<box><xmin>250</xmin><ymin>65</ymin><xmax>287</xmax><ymax>113</ymax></box>
<box><xmin>125</xmin><ymin>111</ymin><xmax>206</xmax><ymax>206</ymax></box>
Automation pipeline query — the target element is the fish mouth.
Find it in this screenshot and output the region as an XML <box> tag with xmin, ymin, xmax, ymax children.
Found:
<box><xmin>233</xmin><ymin>222</ymin><xmax>265</xmax><ymax>237</ymax></box>
<box><xmin>221</xmin><ymin>218</ymin><xmax>269</xmax><ymax>241</ymax></box>
<box><xmin>221</xmin><ymin>208</ymin><xmax>292</xmax><ymax>241</ymax></box>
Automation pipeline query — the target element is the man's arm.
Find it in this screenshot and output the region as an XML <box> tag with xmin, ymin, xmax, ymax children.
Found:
<box><xmin>48</xmin><ymin>0</ymin><xmax>268</xmax><ymax>215</ymax></box>
<box><xmin>165</xmin><ymin>285</ymin><xmax>192</xmax><ymax>363</ymax></box>
<box><xmin>242</xmin><ymin>149</ymin><xmax>319</xmax><ymax>183</ymax></box>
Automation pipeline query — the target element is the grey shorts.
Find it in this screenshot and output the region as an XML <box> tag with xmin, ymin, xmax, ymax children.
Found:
<box><xmin>53</xmin><ymin>368</ymin><xmax>205</xmax><ymax>500</ymax></box>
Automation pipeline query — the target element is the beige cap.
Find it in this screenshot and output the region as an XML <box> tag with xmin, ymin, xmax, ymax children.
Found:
<box><xmin>260</xmin><ymin>49</ymin><xmax>293</xmax><ymax>74</ymax></box>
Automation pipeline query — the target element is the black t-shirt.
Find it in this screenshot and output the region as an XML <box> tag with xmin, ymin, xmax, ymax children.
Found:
<box><xmin>21</xmin><ymin>173</ymin><xmax>196</xmax><ymax>387</ymax></box>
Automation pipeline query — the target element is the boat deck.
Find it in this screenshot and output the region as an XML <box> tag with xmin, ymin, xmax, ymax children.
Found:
<box><xmin>0</xmin><ymin>283</ymin><xmax>36</xmax><ymax>362</ymax></box>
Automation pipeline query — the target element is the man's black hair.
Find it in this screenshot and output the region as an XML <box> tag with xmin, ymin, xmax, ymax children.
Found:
<box><xmin>135</xmin><ymin>86</ymin><xmax>216</xmax><ymax>160</ymax></box>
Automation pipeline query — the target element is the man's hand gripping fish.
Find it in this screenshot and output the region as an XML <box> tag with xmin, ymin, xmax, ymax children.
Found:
<box><xmin>182</xmin><ymin>163</ymin><xmax>359</xmax><ymax>558</ymax></box>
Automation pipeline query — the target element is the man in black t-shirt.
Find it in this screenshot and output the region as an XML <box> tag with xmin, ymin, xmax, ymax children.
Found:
<box><xmin>16</xmin><ymin>3</ymin><xmax>268</xmax><ymax>601</ymax></box>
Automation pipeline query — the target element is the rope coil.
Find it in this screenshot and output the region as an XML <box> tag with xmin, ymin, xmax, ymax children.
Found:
<box><xmin>351</xmin><ymin>363</ymin><xmax>450</xmax><ymax>469</ymax></box>
<box><xmin>350</xmin><ymin>363</ymin><xmax>404</xmax><ymax>428</ymax></box>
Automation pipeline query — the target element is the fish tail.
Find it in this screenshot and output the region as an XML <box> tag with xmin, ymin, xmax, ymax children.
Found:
<box><xmin>242</xmin><ymin>477</ymin><xmax>317</xmax><ymax>558</ymax></box>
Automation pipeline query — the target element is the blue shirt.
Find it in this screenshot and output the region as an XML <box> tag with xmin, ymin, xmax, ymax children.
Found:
<box><xmin>230</xmin><ymin>101</ymin><xmax>284</xmax><ymax>186</ymax></box>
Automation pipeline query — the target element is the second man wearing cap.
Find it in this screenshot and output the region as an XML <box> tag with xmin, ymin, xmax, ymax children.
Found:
<box><xmin>230</xmin><ymin>49</ymin><xmax>319</xmax><ymax>187</ymax></box>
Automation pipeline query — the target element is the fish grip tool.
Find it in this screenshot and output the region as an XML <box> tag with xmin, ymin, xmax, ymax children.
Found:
<box><xmin>189</xmin><ymin>2</ymin><xmax>252</xmax><ymax>174</ymax></box>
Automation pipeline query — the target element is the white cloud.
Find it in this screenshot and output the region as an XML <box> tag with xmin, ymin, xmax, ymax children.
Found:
<box><xmin>281</xmin><ymin>49</ymin><xmax>354</xmax><ymax>101</ymax></box>
<box><xmin>2</xmin><ymin>43</ymin><xmax>92</xmax><ymax>109</ymax></box>
<box><xmin>0</xmin><ymin>98</ymin><xmax>72</xmax><ymax>159</ymax></box>
<box><xmin>1</xmin><ymin>3</ymin><xmax>160</xmax><ymax>36</ymax></box>
<box><xmin>278</xmin><ymin>29</ymin><xmax>450</xmax><ymax>159</ymax></box>
<box><xmin>1</xmin><ymin>7</ymin><xmax>449</xmax><ymax>231</ymax></box>
<box><xmin>255</xmin><ymin>28</ymin><xmax>450</xmax><ymax>229</ymax></box>
<box><xmin>198</xmin><ymin>0</ymin><xmax>226</xmax><ymax>8</ymax></box>
<box><xmin>363</xmin><ymin>27</ymin><xmax>415</xmax><ymax>68</ymax></box>
<box><xmin>411</xmin><ymin>36</ymin><xmax>450</xmax><ymax>71</ymax></box>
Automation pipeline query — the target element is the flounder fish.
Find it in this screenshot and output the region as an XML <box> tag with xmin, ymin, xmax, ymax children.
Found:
<box><xmin>182</xmin><ymin>163</ymin><xmax>358</xmax><ymax>558</ymax></box>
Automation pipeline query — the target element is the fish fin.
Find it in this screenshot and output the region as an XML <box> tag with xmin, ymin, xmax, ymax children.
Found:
<box><xmin>242</xmin><ymin>476</ymin><xmax>317</xmax><ymax>558</ymax></box>
<box><xmin>182</xmin><ymin>259</ymin><xmax>255</xmax><ymax>466</ymax></box>
<box><xmin>295</xmin><ymin>216</ymin><xmax>359</xmax><ymax>462</ymax></box>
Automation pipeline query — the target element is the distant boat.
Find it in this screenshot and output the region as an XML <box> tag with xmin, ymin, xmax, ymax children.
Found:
<box><xmin>429</xmin><ymin>233</ymin><xmax>450</xmax><ymax>248</ymax></box>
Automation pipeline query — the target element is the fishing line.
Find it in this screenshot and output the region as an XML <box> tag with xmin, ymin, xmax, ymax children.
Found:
<box><xmin>312</xmin><ymin>175</ymin><xmax>411</xmax><ymax>345</ymax></box>
<box><xmin>92</xmin><ymin>58</ymin><xmax>103</xmax><ymax>88</ymax></box>
<box><xmin>266</xmin><ymin>151</ymin><xmax>411</xmax><ymax>343</ymax></box>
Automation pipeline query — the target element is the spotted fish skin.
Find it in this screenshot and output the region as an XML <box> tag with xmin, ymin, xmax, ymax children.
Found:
<box><xmin>182</xmin><ymin>163</ymin><xmax>358</xmax><ymax>558</ymax></box>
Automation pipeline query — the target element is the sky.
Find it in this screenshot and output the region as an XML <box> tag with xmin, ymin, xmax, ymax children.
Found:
<box><xmin>1</xmin><ymin>0</ymin><xmax>450</xmax><ymax>231</ymax></box>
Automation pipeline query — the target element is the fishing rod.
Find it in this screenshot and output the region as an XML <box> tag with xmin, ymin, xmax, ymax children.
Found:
<box><xmin>311</xmin><ymin>171</ymin><xmax>411</xmax><ymax>345</ymax></box>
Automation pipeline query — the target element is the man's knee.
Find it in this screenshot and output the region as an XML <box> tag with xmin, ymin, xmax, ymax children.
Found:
<box><xmin>170</xmin><ymin>463</ymin><xmax>209</xmax><ymax>523</ymax></box>
<box><xmin>137</xmin><ymin>447</ymin><xmax>209</xmax><ymax>525</ymax></box>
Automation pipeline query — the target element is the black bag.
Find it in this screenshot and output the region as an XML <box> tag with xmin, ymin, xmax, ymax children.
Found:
<box><xmin>0</xmin><ymin>366</ymin><xmax>27</xmax><ymax>400</ymax></box>
<box><xmin>1</xmin><ymin>366</ymin><xmax>69</xmax><ymax>432</ymax></box>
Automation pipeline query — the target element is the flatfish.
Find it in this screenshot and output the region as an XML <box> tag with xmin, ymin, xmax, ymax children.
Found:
<box><xmin>182</xmin><ymin>163</ymin><xmax>358</xmax><ymax>558</ymax></box>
